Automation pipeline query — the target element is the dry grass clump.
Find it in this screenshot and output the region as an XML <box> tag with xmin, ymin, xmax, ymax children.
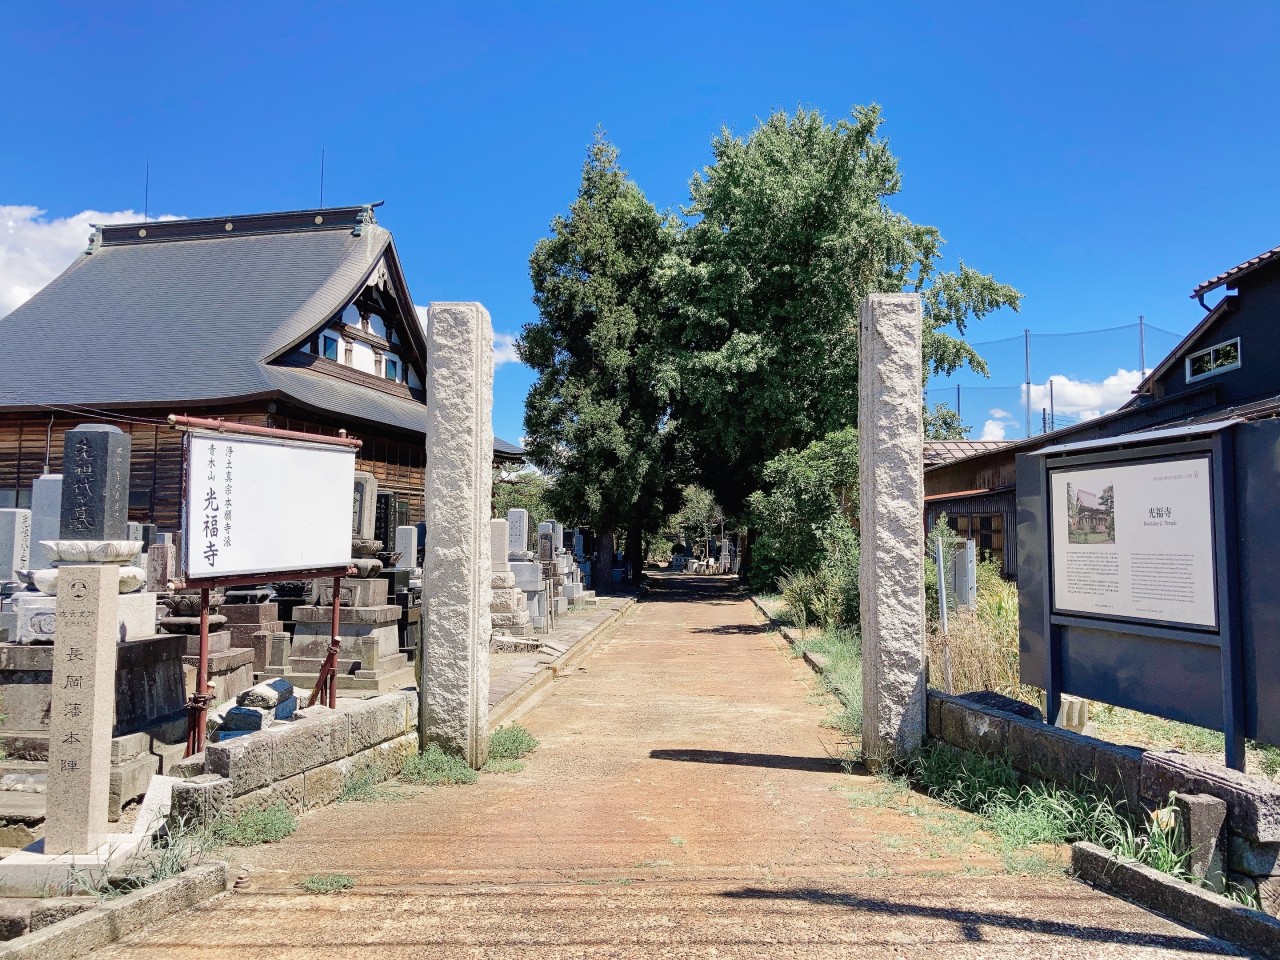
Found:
<box><xmin>927</xmin><ymin>574</ymin><xmax>1040</xmax><ymax>707</ymax></box>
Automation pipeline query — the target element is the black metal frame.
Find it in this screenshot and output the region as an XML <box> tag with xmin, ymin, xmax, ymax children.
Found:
<box><xmin>1035</xmin><ymin>432</ymin><xmax>1245</xmax><ymax>769</ymax></box>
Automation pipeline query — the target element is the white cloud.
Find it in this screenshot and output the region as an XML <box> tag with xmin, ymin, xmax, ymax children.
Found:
<box><xmin>0</xmin><ymin>205</ymin><xmax>180</xmax><ymax>317</ymax></box>
<box><xmin>979</xmin><ymin>419</ymin><xmax>1009</xmax><ymax>441</ymax></box>
<box><xmin>1028</xmin><ymin>369</ymin><xmax>1143</xmax><ymax>423</ymax></box>
<box><xmin>493</xmin><ymin>331</ymin><xmax>521</xmax><ymax>368</ymax></box>
<box><xmin>989</xmin><ymin>407</ymin><xmax>1012</xmax><ymax>420</ymax></box>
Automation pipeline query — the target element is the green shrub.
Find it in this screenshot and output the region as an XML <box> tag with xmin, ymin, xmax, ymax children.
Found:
<box><xmin>212</xmin><ymin>802</ymin><xmax>297</xmax><ymax>846</ymax></box>
<box><xmin>489</xmin><ymin>724</ymin><xmax>539</xmax><ymax>760</ymax></box>
<box><xmin>301</xmin><ymin>872</ymin><xmax>355</xmax><ymax>894</ymax></box>
<box><xmin>482</xmin><ymin>758</ymin><xmax>526</xmax><ymax>774</ymax></box>
<box><xmin>400</xmin><ymin>744</ymin><xmax>479</xmax><ymax>786</ymax></box>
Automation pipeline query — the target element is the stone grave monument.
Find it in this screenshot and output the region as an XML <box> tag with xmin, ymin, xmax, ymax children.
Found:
<box><xmin>489</xmin><ymin>518</ymin><xmax>530</xmax><ymax>645</ymax></box>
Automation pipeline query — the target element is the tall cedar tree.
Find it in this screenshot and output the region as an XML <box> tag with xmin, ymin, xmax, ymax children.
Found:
<box><xmin>667</xmin><ymin>106</ymin><xmax>1021</xmax><ymax>518</ymax></box>
<box><xmin>520</xmin><ymin>134</ymin><xmax>679</xmax><ymax>589</ymax></box>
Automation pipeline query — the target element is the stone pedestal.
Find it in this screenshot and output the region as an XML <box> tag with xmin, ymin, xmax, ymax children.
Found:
<box><xmin>265</xmin><ymin>603</ymin><xmax>414</xmax><ymax>696</ymax></box>
<box><xmin>394</xmin><ymin>525</ymin><xmax>419</xmax><ymax>568</ymax></box>
<box><xmin>858</xmin><ymin>293</ymin><xmax>926</xmax><ymax>768</ymax></box>
<box><xmin>222</xmin><ymin>601</ymin><xmax>283</xmax><ymax>674</ymax></box>
<box><xmin>183</xmin><ymin>647</ymin><xmax>255</xmax><ymax>707</ymax></box>
<box><xmin>511</xmin><ymin>560</ymin><xmax>548</xmax><ymax>630</ymax></box>
<box><xmin>9</xmin><ymin>591</ymin><xmax>157</xmax><ymax>646</ymax></box>
<box><xmin>421</xmin><ymin>302</ymin><xmax>492</xmax><ymax>768</ymax></box>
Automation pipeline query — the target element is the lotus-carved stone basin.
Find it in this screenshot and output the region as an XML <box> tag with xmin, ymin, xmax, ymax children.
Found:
<box><xmin>16</xmin><ymin>565</ymin><xmax>147</xmax><ymax>594</ymax></box>
<box><xmin>39</xmin><ymin>540</ymin><xmax>143</xmax><ymax>564</ymax></box>
<box><xmin>161</xmin><ymin>592</ymin><xmax>224</xmax><ymax>617</ymax></box>
<box><xmin>351</xmin><ymin>558</ymin><xmax>383</xmax><ymax>578</ymax></box>
<box><xmin>351</xmin><ymin>539</ymin><xmax>383</xmax><ymax>559</ymax></box>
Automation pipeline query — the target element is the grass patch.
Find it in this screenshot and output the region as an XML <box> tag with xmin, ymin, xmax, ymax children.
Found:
<box><xmin>791</xmin><ymin>626</ymin><xmax>862</xmax><ymax>740</ymax></box>
<box><xmin>212</xmin><ymin>802</ymin><xmax>297</xmax><ymax>846</ymax></box>
<box><xmin>669</xmin><ymin>836</ymin><xmax>686</xmax><ymax>847</ymax></box>
<box><xmin>482</xmin><ymin>758</ymin><xmax>525</xmax><ymax>774</ymax></box>
<box><xmin>400</xmin><ymin>744</ymin><xmax>479</xmax><ymax>786</ymax></box>
<box><xmin>338</xmin><ymin>768</ymin><xmax>401</xmax><ymax>803</ymax></box>
<box><xmin>301</xmin><ymin>872</ymin><xmax>355</xmax><ymax>894</ymax></box>
<box><xmin>66</xmin><ymin>818</ymin><xmax>213</xmax><ymax>898</ymax></box>
<box><xmin>489</xmin><ymin>723</ymin><xmax>539</xmax><ymax>760</ymax></box>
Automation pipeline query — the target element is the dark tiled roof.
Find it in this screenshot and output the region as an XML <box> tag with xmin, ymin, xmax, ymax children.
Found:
<box><xmin>1192</xmin><ymin>243</ymin><xmax>1280</xmax><ymax>297</ymax></box>
<box><xmin>0</xmin><ymin>205</ymin><xmax>523</xmax><ymax>456</ymax></box>
<box><xmin>923</xmin><ymin>440</ymin><xmax>1011</xmax><ymax>466</ymax></box>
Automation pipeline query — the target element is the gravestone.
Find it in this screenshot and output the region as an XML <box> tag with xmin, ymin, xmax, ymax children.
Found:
<box><xmin>146</xmin><ymin>543</ymin><xmax>176</xmax><ymax>593</ymax></box>
<box><xmin>127</xmin><ymin>523</ymin><xmax>158</xmax><ymax>551</ymax></box>
<box><xmin>46</xmin><ymin>564</ymin><xmax>122</xmax><ymax>855</ymax></box>
<box><xmin>507</xmin><ymin>508</ymin><xmax>529</xmax><ymax>558</ymax></box>
<box><xmin>373</xmin><ymin>491</ymin><xmax>394</xmax><ymax>549</ymax></box>
<box><xmin>491</xmin><ymin>519</ymin><xmax>510</xmax><ymax>573</ymax></box>
<box><xmin>59</xmin><ymin>425</ymin><xmax>130</xmax><ymax>541</ymax></box>
<box><xmin>421</xmin><ymin>303</ymin><xmax>493</xmax><ymax>768</ymax></box>
<box><xmin>858</xmin><ymin>293</ymin><xmax>925</xmax><ymax>769</ymax></box>
<box><xmin>352</xmin><ymin>472</ymin><xmax>378</xmax><ymax>541</ymax></box>
<box><xmin>30</xmin><ymin>474</ymin><xmax>62</xmax><ymax>571</ymax></box>
<box><xmin>394</xmin><ymin>525</ymin><xmax>418</xmax><ymax>569</ymax></box>
<box><xmin>538</xmin><ymin>530</ymin><xmax>554</xmax><ymax>563</ymax></box>
<box><xmin>0</xmin><ymin>509</ymin><xmax>31</xmax><ymax>582</ymax></box>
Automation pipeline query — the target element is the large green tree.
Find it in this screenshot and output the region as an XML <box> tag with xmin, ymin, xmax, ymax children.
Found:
<box><xmin>519</xmin><ymin>132</ymin><xmax>679</xmax><ymax>589</ymax></box>
<box><xmin>666</xmin><ymin>106</ymin><xmax>1020</xmax><ymax>518</ymax></box>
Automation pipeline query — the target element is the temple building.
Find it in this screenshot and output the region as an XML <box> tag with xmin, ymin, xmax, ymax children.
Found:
<box><xmin>0</xmin><ymin>204</ymin><xmax>524</xmax><ymax>532</ymax></box>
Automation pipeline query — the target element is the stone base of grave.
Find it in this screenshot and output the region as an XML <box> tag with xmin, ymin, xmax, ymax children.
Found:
<box><xmin>0</xmin><ymin>834</ymin><xmax>151</xmax><ymax>897</ymax></box>
<box><xmin>7</xmin><ymin>591</ymin><xmax>158</xmax><ymax>645</ymax></box>
<box><xmin>182</xmin><ymin>647</ymin><xmax>256</xmax><ymax>708</ymax></box>
<box><xmin>180</xmin><ymin>629</ymin><xmax>232</xmax><ymax>656</ymax></box>
<box><xmin>553</xmin><ymin>596</ymin><xmax>569</xmax><ymax>616</ymax></box>
<box><xmin>222</xmin><ymin>602</ymin><xmax>283</xmax><ymax>674</ymax></box>
<box><xmin>490</xmin><ymin>570</ymin><xmax>531</xmax><ymax>636</ymax></box>
<box><xmin>263</xmin><ymin>603</ymin><xmax>415</xmax><ymax>697</ymax></box>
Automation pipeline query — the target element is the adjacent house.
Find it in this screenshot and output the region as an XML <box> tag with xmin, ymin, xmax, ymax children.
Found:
<box><xmin>925</xmin><ymin>240</ymin><xmax>1280</xmax><ymax>577</ymax></box>
<box><xmin>0</xmin><ymin>204</ymin><xmax>524</xmax><ymax>532</ymax></box>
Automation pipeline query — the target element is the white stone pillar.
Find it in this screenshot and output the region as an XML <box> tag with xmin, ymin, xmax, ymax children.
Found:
<box><xmin>491</xmin><ymin>519</ymin><xmax>510</xmax><ymax>572</ymax></box>
<box><xmin>858</xmin><ymin>293</ymin><xmax>925</xmax><ymax>768</ymax></box>
<box><xmin>30</xmin><ymin>475</ymin><xmax>62</xmax><ymax>571</ymax></box>
<box><xmin>46</xmin><ymin>563</ymin><xmax>121</xmax><ymax>855</ymax></box>
<box><xmin>421</xmin><ymin>303</ymin><xmax>493</xmax><ymax>768</ymax></box>
<box><xmin>0</xmin><ymin>509</ymin><xmax>31</xmax><ymax>582</ymax></box>
<box><xmin>394</xmin><ymin>525</ymin><xmax>419</xmax><ymax>569</ymax></box>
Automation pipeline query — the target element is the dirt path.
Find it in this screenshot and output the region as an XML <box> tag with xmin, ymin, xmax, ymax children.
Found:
<box><xmin>99</xmin><ymin>574</ymin><xmax>1237</xmax><ymax>959</ymax></box>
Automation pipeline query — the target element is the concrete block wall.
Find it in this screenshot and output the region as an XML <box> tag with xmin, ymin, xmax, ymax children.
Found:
<box><xmin>173</xmin><ymin>690</ymin><xmax>418</xmax><ymax>823</ymax></box>
<box><xmin>927</xmin><ymin>689</ymin><xmax>1280</xmax><ymax>914</ymax></box>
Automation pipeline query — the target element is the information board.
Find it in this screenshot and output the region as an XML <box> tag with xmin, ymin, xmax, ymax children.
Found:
<box><xmin>1050</xmin><ymin>455</ymin><xmax>1217</xmax><ymax>628</ymax></box>
<box><xmin>182</xmin><ymin>429</ymin><xmax>355</xmax><ymax>580</ymax></box>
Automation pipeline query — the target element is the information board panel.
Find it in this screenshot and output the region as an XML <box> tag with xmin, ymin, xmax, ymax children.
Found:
<box><xmin>1050</xmin><ymin>456</ymin><xmax>1217</xmax><ymax>628</ymax></box>
<box><xmin>182</xmin><ymin>429</ymin><xmax>355</xmax><ymax>580</ymax></box>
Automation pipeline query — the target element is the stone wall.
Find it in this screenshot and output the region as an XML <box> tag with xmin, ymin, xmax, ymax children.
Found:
<box><xmin>927</xmin><ymin>689</ymin><xmax>1280</xmax><ymax>914</ymax></box>
<box><xmin>173</xmin><ymin>690</ymin><xmax>418</xmax><ymax>821</ymax></box>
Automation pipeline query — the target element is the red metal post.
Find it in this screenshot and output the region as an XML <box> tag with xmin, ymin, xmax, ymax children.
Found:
<box><xmin>184</xmin><ymin>586</ymin><xmax>213</xmax><ymax>757</ymax></box>
<box><xmin>329</xmin><ymin>574</ymin><xmax>341</xmax><ymax>709</ymax></box>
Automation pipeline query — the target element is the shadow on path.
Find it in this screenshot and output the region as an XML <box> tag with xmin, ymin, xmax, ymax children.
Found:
<box><xmin>719</xmin><ymin>887</ymin><xmax>1240</xmax><ymax>954</ymax></box>
<box><xmin>649</xmin><ymin>748</ymin><xmax>843</xmax><ymax>773</ymax></box>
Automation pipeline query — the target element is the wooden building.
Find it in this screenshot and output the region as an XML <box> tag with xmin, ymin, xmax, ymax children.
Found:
<box><xmin>0</xmin><ymin>205</ymin><xmax>524</xmax><ymax>533</ymax></box>
<box><xmin>925</xmin><ymin>242</ymin><xmax>1280</xmax><ymax>578</ymax></box>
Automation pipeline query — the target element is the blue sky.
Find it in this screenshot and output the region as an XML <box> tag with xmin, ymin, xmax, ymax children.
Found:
<box><xmin>4</xmin><ymin>2</ymin><xmax>1279</xmax><ymax>446</ymax></box>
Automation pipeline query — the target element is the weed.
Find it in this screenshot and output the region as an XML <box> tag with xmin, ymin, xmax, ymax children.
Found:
<box><xmin>490</xmin><ymin>724</ymin><xmax>539</xmax><ymax>760</ymax></box>
<box><xmin>66</xmin><ymin>820</ymin><xmax>212</xmax><ymax>898</ymax></box>
<box><xmin>301</xmin><ymin>872</ymin><xmax>355</xmax><ymax>894</ymax></box>
<box><xmin>670</xmin><ymin>837</ymin><xmax>686</xmax><ymax>847</ymax></box>
<box><xmin>213</xmin><ymin>803</ymin><xmax>297</xmax><ymax>846</ymax></box>
<box><xmin>400</xmin><ymin>744</ymin><xmax>479</xmax><ymax>786</ymax></box>
<box><xmin>338</xmin><ymin>768</ymin><xmax>400</xmax><ymax>803</ymax></box>
<box><xmin>482</xmin><ymin>758</ymin><xmax>525</xmax><ymax>774</ymax></box>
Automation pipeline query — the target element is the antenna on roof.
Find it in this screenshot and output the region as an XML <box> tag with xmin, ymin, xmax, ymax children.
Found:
<box><xmin>143</xmin><ymin>160</ymin><xmax>149</xmax><ymax>223</ymax></box>
<box><xmin>319</xmin><ymin>146</ymin><xmax>326</xmax><ymax>209</ymax></box>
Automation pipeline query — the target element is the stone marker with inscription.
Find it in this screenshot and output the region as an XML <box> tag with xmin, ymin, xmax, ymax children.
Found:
<box><xmin>59</xmin><ymin>425</ymin><xmax>130</xmax><ymax>542</ymax></box>
<box><xmin>30</xmin><ymin>474</ymin><xmax>62</xmax><ymax>571</ymax></box>
<box><xmin>0</xmin><ymin>508</ymin><xmax>31</xmax><ymax>582</ymax></box>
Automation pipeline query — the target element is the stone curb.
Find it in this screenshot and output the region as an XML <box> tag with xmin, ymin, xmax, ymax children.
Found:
<box><xmin>1072</xmin><ymin>841</ymin><xmax>1280</xmax><ymax>958</ymax></box>
<box><xmin>749</xmin><ymin>596</ymin><xmax>837</xmax><ymax>693</ymax></box>
<box><xmin>0</xmin><ymin>861</ymin><xmax>230</xmax><ymax>960</ymax></box>
<box><xmin>489</xmin><ymin>598</ymin><xmax>636</xmax><ymax>729</ymax></box>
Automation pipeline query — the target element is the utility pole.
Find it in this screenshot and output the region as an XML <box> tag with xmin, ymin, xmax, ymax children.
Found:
<box><xmin>1024</xmin><ymin>328</ymin><xmax>1032</xmax><ymax>439</ymax></box>
<box><xmin>1049</xmin><ymin>379</ymin><xmax>1055</xmax><ymax>431</ymax></box>
<box><xmin>1139</xmin><ymin>314</ymin><xmax>1147</xmax><ymax>378</ymax></box>
<box><xmin>956</xmin><ymin>384</ymin><xmax>961</xmax><ymax>420</ymax></box>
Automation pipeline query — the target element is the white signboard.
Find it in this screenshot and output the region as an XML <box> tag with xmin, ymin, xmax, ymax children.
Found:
<box><xmin>1050</xmin><ymin>456</ymin><xmax>1217</xmax><ymax>628</ymax></box>
<box><xmin>182</xmin><ymin>430</ymin><xmax>355</xmax><ymax>580</ymax></box>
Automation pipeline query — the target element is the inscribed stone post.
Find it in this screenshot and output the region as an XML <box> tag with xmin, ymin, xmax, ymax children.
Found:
<box><xmin>421</xmin><ymin>303</ymin><xmax>493</xmax><ymax>768</ymax></box>
<box><xmin>0</xmin><ymin>509</ymin><xmax>31</xmax><ymax>581</ymax></box>
<box><xmin>491</xmin><ymin>519</ymin><xmax>510</xmax><ymax>572</ymax></box>
<box><xmin>507</xmin><ymin>508</ymin><xmax>529</xmax><ymax>557</ymax></box>
<box><xmin>858</xmin><ymin>293</ymin><xmax>925</xmax><ymax>768</ymax></box>
<box><xmin>352</xmin><ymin>472</ymin><xmax>378</xmax><ymax>541</ymax></box>
<box><xmin>30</xmin><ymin>474</ymin><xmax>63</xmax><ymax>571</ymax></box>
<box><xmin>45</xmin><ymin>563</ymin><xmax>121</xmax><ymax>855</ymax></box>
<box><xmin>59</xmin><ymin>425</ymin><xmax>130</xmax><ymax>541</ymax></box>
<box><xmin>394</xmin><ymin>525</ymin><xmax>418</xmax><ymax>569</ymax></box>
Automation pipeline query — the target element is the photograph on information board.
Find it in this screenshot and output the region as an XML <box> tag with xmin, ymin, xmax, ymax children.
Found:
<box><xmin>1050</xmin><ymin>457</ymin><xmax>1217</xmax><ymax>628</ymax></box>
